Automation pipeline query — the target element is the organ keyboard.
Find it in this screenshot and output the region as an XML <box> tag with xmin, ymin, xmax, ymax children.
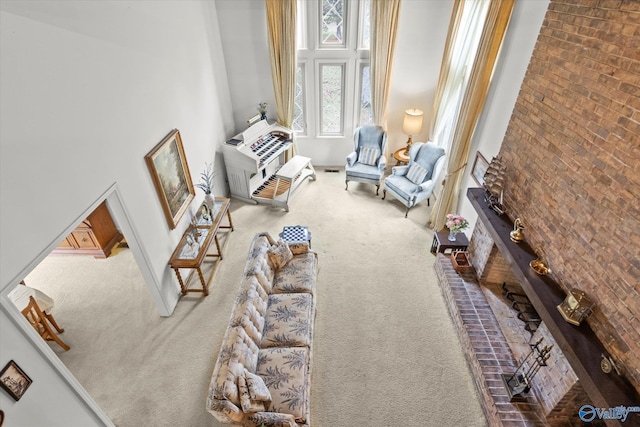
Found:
<box><xmin>222</xmin><ymin>120</ymin><xmax>315</xmax><ymax>211</ymax></box>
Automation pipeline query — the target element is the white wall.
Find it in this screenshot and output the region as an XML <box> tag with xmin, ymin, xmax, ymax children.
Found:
<box><xmin>0</xmin><ymin>0</ymin><xmax>232</xmax><ymax>424</ymax></box>
<box><xmin>458</xmin><ymin>0</ymin><xmax>550</xmax><ymax>235</ymax></box>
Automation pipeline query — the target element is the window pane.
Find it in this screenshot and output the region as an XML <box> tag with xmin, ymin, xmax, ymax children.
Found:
<box><xmin>321</xmin><ymin>0</ymin><xmax>345</xmax><ymax>45</ymax></box>
<box><xmin>360</xmin><ymin>0</ymin><xmax>370</xmax><ymax>49</ymax></box>
<box><xmin>359</xmin><ymin>64</ymin><xmax>372</xmax><ymax>126</ymax></box>
<box><xmin>293</xmin><ymin>64</ymin><xmax>306</xmax><ymax>134</ymax></box>
<box><xmin>321</xmin><ymin>64</ymin><xmax>343</xmax><ymax>134</ymax></box>
<box><xmin>296</xmin><ymin>0</ymin><xmax>307</xmax><ymax>50</ymax></box>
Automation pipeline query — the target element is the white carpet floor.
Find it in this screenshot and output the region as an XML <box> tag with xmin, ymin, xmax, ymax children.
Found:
<box><xmin>25</xmin><ymin>168</ymin><xmax>486</xmax><ymax>427</ymax></box>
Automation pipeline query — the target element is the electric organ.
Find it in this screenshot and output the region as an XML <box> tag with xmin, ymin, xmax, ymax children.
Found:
<box><xmin>222</xmin><ymin>120</ymin><xmax>315</xmax><ymax>212</ymax></box>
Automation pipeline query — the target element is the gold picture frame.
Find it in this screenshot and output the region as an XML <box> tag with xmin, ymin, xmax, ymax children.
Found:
<box><xmin>145</xmin><ymin>129</ymin><xmax>195</xmax><ymax>229</ymax></box>
<box><xmin>0</xmin><ymin>360</ymin><xmax>32</xmax><ymax>401</ymax></box>
<box><xmin>471</xmin><ymin>151</ymin><xmax>490</xmax><ymax>187</ymax></box>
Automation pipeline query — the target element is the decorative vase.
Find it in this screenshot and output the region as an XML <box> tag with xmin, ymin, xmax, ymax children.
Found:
<box><xmin>204</xmin><ymin>193</ymin><xmax>215</xmax><ymax>212</ymax></box>
<box><xmin>448</xmin><ymin>230</ymin><xmax>458</xmax><ymax>241</ymax></box>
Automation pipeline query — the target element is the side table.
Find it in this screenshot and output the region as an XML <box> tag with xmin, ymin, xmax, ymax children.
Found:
<box><xmin>393</xmin><ymin>148</ymin><xmax>410</xmax><ymax>165</ymax></box>
<box><xmin>431</xmin><ymin>230</ymin><xmax>469</xmax><ymax>255</ymax></box>
<box><xmin>169</xmin><ymin>197</ymin><xmax>234</xmax><ymax>296</ymax></box>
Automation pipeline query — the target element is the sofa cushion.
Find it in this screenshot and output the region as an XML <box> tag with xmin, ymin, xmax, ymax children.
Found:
<box><xmin>261</xmin><ymin>293</ymin><xmax>313</xmax><ymax>348</ymax></box>
<box><xmin>246</xmin><ymin>412</ymin><xmax>297</xmax><ymax>427</ymax></box>
<box><xmin>238</xmin><ymin>374</ymin><xmax>267</xmax><ymax>414</ymax></box>
<box><xmin>244</xmin><ymin>235</ymin><xmax>276</xmax><ymax>285</ymax></box>
<box><xmin>268</xmin><ymin>238</ymin><xmax>293</xmax><ymax>270</ymax></box>
<box><xmin>257</xmin><ymin>347</ymin><xmax>310</xmax><ymax>423</ymax></box>
<box><xmin>245</xmin><ymin>369</ymin><xmax>272</xmax><ymax>402</ymax></box>
<box><xmin>209</xmin><ymin>326</ymin><xmax>259</xmax><ymax>406</ymax></box>
<box><xmin>272</xmin><ymin>252</ymin><xmax>318</xmax><ymax>295</ymax></box>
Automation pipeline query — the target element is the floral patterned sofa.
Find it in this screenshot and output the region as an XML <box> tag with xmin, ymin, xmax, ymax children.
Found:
<box><xmin>206</xmin><ymin>232</ymin><xmax>318</xmax><ymax>427</ymax></box>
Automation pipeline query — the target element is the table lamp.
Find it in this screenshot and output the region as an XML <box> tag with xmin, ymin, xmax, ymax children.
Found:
<box><xmin>402</xmin><ymin>108</ymin><xmax>423</xmax><ymax>155</ymax></box>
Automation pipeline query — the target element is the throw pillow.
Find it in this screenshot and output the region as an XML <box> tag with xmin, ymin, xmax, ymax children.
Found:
<box><xmin>406</xmin><ymin>163</ymin><xmax>428</xmax><ymax>185</ymax></box>
<box><xmin>267</xmin><ymin>238</ymin><xmax>293</xmax><ymax>270</ymax></box>
<box><xmin>358</xmin><ymin>147</ymin><xmax>380</xmax><ymax>166</ymax></box>
<box><xmin>244</xmin><ymin>369</ymin><xmax>272</xmax><ymax>402</ymax></box>
<box><xmin>238</xmin><ymin>373</ymin><xmax>266</xmax><ymax>413</ymax></box>
<box><xmin>288</xmin><ymin>241</ymin><xmax>309</xmax><ymax>255</ymax></box>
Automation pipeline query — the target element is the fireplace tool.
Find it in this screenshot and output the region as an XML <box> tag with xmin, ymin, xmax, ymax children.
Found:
<box><xmin>501</xmin><ymin>338</ymin><xmax>553</xmax><ymax>401</ymax></box>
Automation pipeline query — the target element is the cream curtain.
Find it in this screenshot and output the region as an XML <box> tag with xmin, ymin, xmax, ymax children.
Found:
<box><xmin>370</xmin><ymin>0</ymin><xmax>401</xmax><ymax>129</ymax></box>
<box><xmin>428</xmin><ymin>0</ymin><xmax>514</xmax><ymax>230</ymax></box>
<box><xmin>266</xmin><ymin>0</ymin><xmax>297</xmax><ymax>157</ymax></box>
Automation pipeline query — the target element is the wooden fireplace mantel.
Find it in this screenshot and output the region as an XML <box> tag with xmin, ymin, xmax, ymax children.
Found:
<box><xmin>467</xmin><ymin>187</ymin><xmax>639</xmax><ymax>413</ymax></box>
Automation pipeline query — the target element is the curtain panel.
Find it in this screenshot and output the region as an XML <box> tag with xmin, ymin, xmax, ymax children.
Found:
<box><xmin>428</xmin><ymin>0</ymin><xmax>514</xmax><ymax>230</ymax></box>
<box><xmin>370</xmin><ymin>0</ymin><xmax>401</xmax><ymax>131</ymax></box>
<box><xmin>266</xmin><ymin>0</ymin><xmax>297</xmax><ymax>130</ymax></box>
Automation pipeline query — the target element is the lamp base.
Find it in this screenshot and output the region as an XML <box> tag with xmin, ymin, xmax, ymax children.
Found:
<box><xmin>403</xmin><ymin>136</ymin><xmax>413</xmax><ymax>156</ymax></box>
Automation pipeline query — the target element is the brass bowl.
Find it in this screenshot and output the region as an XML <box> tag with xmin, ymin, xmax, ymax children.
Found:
<box><xmin>530</xmin><ymin>259</ymin><xmax>551</xmax><ymax>275</ymax></box>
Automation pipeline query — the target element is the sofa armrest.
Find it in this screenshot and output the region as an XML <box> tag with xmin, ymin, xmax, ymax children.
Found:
<box><xmin>391</xmin><ymin>165</ymin><xmax>409</xmax><ymax>176</ymax></box>
<box><xmin>346</xmin><ymin>151</ymin><xmax>357</xmax><ymax>167</ymax></box>
<box><xmin>287</xmin><ymin>241</ymin><xmax>310</xmax><ymax>255</ymax></box>
<box><xmin>377</xmin><ymin>154</ymin><xmax>387</xmax><ymax>171</ymax></box>
<box><xmin>246</xmin><ymin>411</ymin><xmax>297</xmax><ymax>427</ymax></box>
<box><xmin>417</xmin><ymin>179</ymin><xmax>435</xmax><ymax>193</ymax></box>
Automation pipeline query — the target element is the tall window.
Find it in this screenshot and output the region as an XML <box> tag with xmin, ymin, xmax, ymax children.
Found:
<box><xmin>294</xmin><ymin>0</ymin><xmax>371</xmax><ymax>141</ymax></box>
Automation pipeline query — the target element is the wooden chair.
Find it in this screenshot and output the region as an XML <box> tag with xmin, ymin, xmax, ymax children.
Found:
<box><xmin>19</xmin><ymin>280</ymin><xmax>64</xmax><ymax>333</ymax></box>
<box><xmin>21</xmin><ymin>296</ymin><xmax>70</xmax><ymax>351</ymax></box>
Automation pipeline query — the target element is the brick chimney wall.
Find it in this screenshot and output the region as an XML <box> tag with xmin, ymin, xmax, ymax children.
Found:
<box><xmin>498</xmin><ymin>0</ymin><xmax>640</xmax><ymax>392</ymax></box>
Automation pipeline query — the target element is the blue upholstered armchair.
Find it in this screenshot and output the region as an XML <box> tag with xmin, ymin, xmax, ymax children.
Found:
<box><xmin>382</xmin><ymin>142</ymin><xmax>446</xmax><ymax>217</ymax></box>
<box><xmin>345</xmin><ymin>125</ymin><xmax>388</xmax><ymax>195</ymax></box>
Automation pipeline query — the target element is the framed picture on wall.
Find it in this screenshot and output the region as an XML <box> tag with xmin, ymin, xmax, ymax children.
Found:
<box><xmin>145</xmin><ymin>129</ymin><xmax>195</xmax><ymax>229</ymax></box>
<box><xmin>471</xmin><ymin>151</ymin><xmax>490</xmax><ymax>187</ymax></box>
<box><xmin>0</xmin><ymin>360</ymin><xmax>32</xmax><ymax>401</ymax></box>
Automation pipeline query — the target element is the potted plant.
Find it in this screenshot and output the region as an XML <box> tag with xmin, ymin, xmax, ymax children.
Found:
<box><xmin>195</xmin><ymin>163</ymin><xmax>215</xmax><ymax>210</ymax></box>
<box><xmin>257</xmin><ymin>102</ymin><xmax>268</xmax><ymax>120</ymax></box>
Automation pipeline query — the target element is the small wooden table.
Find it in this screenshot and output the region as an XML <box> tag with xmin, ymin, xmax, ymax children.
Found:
<box><xmin>168</xmin><ymin>198</ymin><xmax>234</xmax><ymax>296</ymax></box>
<box><xmin>430</xmin><ymin>230</ymin><xmax>469</xmax><ymax>255</ymax></box>
<box><xmin>393</xmin><ymin>148</ymin><xmax>410</xmax><ymax>165</ymax></box>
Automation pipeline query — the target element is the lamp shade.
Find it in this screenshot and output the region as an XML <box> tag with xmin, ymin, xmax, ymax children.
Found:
<box><xmin>402</xmin><ymin>109</ymin><xmax>424</xmax><ymax>136</ymax></box>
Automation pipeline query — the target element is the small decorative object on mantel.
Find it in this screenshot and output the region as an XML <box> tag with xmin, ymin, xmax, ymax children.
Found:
<box><xmin>445</xmin><ymin>213</ymin><xmax>469</xmax><ymax>242</ymax></box>
<box><xmin>600</xmin><ymin>353</ymin><xmax>622</xmax><ymax>375</ymax></box>
<box><xmin>510</xmin><ymin>218</ymin><xmax>525</xmax><ymax>243</ymax></box>
<box><xmin>529</xmin><ymin>258</ymin><xmax>551</xmax><ymax>275</ymax></box>
<box><xmin>195</xmin><ymin>162</ymin><xmax>216</xmax><ymax>212</ymax></box>
<box><xmin>501</xmin><ymin>338</ymin><xmax>553</xmax><ymax>401</ymax></box>
<box><xmin>483</xmin><ymin>156</ymin><xmax>506</xmax><ymax>215</ymax></box>
<box><xmin>557</xmin><ymin>289</ymin><xmax>594</xmax><ymax>326</ymax></box>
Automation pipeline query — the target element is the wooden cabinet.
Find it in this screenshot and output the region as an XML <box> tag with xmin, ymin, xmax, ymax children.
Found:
<box><xmin>53</xmin><ymin>202</ymin><xmax>123</xmax><ymax>258</ymax></box>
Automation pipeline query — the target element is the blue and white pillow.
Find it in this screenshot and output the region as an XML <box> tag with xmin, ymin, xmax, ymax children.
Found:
<box><xmin>358</xmin><ymin>147</ymin><xmax>380</xmax><ymax>166</ymax></box>
<box><xmin>406</xmin><ymin>163</ymin><xmax>428</xmax><ymax>184</ymax></box>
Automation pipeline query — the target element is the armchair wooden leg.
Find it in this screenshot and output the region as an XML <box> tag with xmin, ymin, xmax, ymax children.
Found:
<box><xmin>405</xmin><ymin>207</ymin><xmax>409</xmax><ymax>218</ymax></box>
<box><xmin>427</xmin><ymin>197</ymin><xmax>430</xmax><ymax>206</ymax></box>
<box><xmin>345</xmin><ymin>180</ymin><xmax>349</xmax><ymax>191</ymax></box>
<box><xmin>375</xmin><ymin>185</ymin><xmax>380</xmax><ymax>196</ymax></box>
<box><xmin>382</xmin><ymin>189</ymin><xmax>386</xmax><ymax>200</ymax></box>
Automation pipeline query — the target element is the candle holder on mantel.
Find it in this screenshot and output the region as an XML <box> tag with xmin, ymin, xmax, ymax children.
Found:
<box><xmin>501</xmin><ymin>338</ymin><xmax>553</xmax><ymax>401</ymax></box>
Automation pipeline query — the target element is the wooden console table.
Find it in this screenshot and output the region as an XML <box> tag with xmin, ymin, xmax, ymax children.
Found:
<box><xmin>467</xmin><ymin>187</ymin><xmax>640</xmax><ymax>416</ymax></box>
<box><xmin>168</xmin><ymin>198</ymin><xmax>233</xmax><ymax>296</ymax></box>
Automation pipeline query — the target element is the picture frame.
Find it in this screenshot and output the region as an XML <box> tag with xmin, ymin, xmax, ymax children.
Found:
<box><xmin>471</xmin><ymin>151</ymin><xmax>490</xmax><ymax>187</ymax></box>
<box><xmin>0</xmin><ymin>360</ymin><xmax>32</xmax><ymax>401</ymax></box>
<box><xmin>145</xmin><ymin>129</ymin><xmax>195</xmax><ymax>229</ymax></box>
